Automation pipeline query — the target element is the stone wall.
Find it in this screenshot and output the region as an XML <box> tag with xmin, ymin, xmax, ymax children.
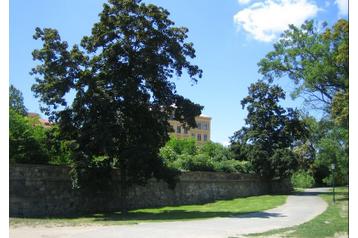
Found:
<box><xmin>9</xmin><ymin>164</ymin><xmax>292</xmax><ymax>217</ymax></box>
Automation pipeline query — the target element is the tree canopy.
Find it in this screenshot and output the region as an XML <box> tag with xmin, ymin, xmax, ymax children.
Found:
<box><xmin>256</xmin><ymin>18</ymin><xmax>348</xmax><ymax>184</ymax></box>
<box><xmin>258</xmin><ymin>19</ymin><xmax>348</xmax><ymax>114</ymax></box>
<box><xmin>230</xmin><ymin>81</ymin><xmax>308</xmax><ymax>178</ymax></box>
<box><xmin>31</xmin><ymin>0</ymin><xmax>203</xmax><ymax>210</ymax></box>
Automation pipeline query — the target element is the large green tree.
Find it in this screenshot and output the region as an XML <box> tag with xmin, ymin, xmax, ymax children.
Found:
<box><xmin>258</xmin><ymin>19</ymin><xmax>348</xmax><ymax>116</ymax></box>
<box><xmin>31</xmin><ymin>0</ymin><xmax>203</xmax><ymax>212</ymax></box>
<box><xmin>230</xmin><ymin>81</ymin><xmax>308</xmax><ymax>178</ymax></box>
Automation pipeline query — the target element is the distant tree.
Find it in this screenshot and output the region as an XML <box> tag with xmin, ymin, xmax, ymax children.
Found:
<box><xmin>230</xmin><ymin>81</ymin><xmax>308</xmax><ymax>178</ymax></box>
<box><xmin>316</xmin><ymin>124</ymin><xmax>348</xmax><ymax>185</ymax></box>
<box><xmin>9</xmin><ymin>85</ymin><xmax>27</xmax><ymax>115</ymax></box>
<box><xmin>31</xmin><ymin>0</ymin><xmax>203</xmax><ymax>213</ymax></box>
<box><xmin>9</xmin><ymin>109</ymin><xmax>49</xmax><ymax>164</ymax></box>
<box><xmin>310</xmin><ymin>118</ymin><xmax>348</xmax><ymax>185</ymax></box>
<box><xmin>258</xmin><ymin>19</ymin><xmax>348</xmax><ymax>114</ymax></box>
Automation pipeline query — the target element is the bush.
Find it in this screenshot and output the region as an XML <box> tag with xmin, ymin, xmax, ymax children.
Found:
<box><xmin>212</xmin><ymin>160</ymin><xmax>253</xmax><ymax>173</ymax></box>
<box><xmin>159</xmin><ymin>137</ymin><xmax>253</xmax><ymax>173</ymax></box>
<box><xmin>180</xmin><ymin>154</ymin><xmax>215</xmax><ymax>172</ymax></box>
<box><xmin>213</xmin><ymin>160</ymin><xmax>238</xmax><ymax>173</ymax></box>
<box><xmin>165</xmin><ymin>137</ymin><xmax>197</xmax><ymax>155</ymax></box>
<box><xmin>291</xmin><ymin>170</ymin><xmax>315</xmax><ymax>188</ymax></box>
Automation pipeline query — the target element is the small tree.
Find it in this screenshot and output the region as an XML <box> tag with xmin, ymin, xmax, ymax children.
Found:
<box><xmin>230</xmin><ymin>81</ymin><xmax>308</xmax><ymax>179</ymax></box>
<box><xmin>31</xmin><ymin>0</ymin><xmax>203</xmax><ymax>213</ymax></box>
<box><xmin>9</xmin><ymin>85</ymin><xmax>27</xmax><ymax>115</ymax></box>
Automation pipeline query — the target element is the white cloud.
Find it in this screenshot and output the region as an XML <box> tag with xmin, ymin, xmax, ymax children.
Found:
<box><xmin>238</xmin><ymin>0</ymin><xmax>253</xmax><ymax>5</ymax></box>
<box><xmin>233</xmin><ymin>0</ymin><xmax>320</xmax><ymax>42</ymax></box>
<box><xmin>335</xmin><ymin>0</ymin><xmax>348</xmax><ymax>16</ymax></box>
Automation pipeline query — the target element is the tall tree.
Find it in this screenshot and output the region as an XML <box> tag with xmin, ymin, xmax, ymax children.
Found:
<box><xmin>9</xmin><ymin>85</ymin><xmax>27</xmax><ymax>115</ymax></box>
<box><xmin>230</xmin><ymin>81</ymin><xmax>307</xmax><ymax>178</ymax></box>
<box><xmin>31</xmin><ymin>0</ymin><xmax>203</xmax><ymax>212</ymax></box>
<box><xmin>258</xmin><ymin>19</ymin><xmax>348</xmax><ymax>114</ymax></box>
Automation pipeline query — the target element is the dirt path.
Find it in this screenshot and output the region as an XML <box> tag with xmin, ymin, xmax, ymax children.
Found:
<box><xmin>9</xmin><ymin>188</ymin><xmax>329</xmax><ymax>238</ymax></box>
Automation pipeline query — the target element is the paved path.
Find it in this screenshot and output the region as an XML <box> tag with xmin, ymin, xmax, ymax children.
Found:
<box><xmin>10</xmin><ymin>188</ymin><xmax>329</xmax><ymax>238</ymax></box>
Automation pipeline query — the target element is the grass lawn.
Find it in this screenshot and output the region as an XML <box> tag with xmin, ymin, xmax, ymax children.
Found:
<box><xmin>247</xmin><ymin>186</ymin><xmax>349</xmax><ymax>238</ymax></box>
<box><xmin>10</xmin><ymin>194</ymin><xmax>287</xmax><ymax>227</ymax></box>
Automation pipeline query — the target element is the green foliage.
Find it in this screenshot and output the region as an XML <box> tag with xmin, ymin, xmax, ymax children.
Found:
<box><xmin>258</xmin><ymin>19</ymin><xmax>348</xmax><ymax>114</ymax></box>
<box><xmin>160</xmin><ymin>138</ymin><xmax>253</xmax><ymax>173</ymax></box>
<box><xmin>30</xmin><ymin>0</ymin><xmax>203</xmax><ymax>211</ymax></box>
<box><xmin>9</xmin><ymin>109</ymin><xmax>75</xmax><ymax>165</ymax></box>
<box><xmin>45</xmin><ymin>126</ymin><xmax>74</xmax><ymax>165</ymax></box>
<box><xmin>9</xmin><ymin>109</ymin><xmax>49</xmax><ymax>164</ymax></box>
<box><xmin>316</xmin><ymin>125</ymin><xmax>348</xmax><ymax>186</ymax></box>
<box><xmin>180</xmin><ymin>154</ymin><xmax>215</xmax><ymax>172</ymax></box>
<box><xmin>331</xmin><ymin>90</ymin><xmax>348</xmax><ymax>129</ymax></box>
<box><xmin>230</xmin><ymin>81</ymin><xmax>307</xmax><ymax>178</ymax></box>
<box><xmin>291</xmin><ymin>170</ymin><xmax>315</xmax><ymax>188</ymax></box>
<box><xmin>198</xmin><ymin>141</ymin><xmax>233</xmax><ymax>162</ymax></box>
<box><xmin>213</xmin><ymin>160</ymin><xmax>252</xmax><ymax>173</ymax></box>
<box><xmin>164</xmin><ymin>137</ymin><xmax>197</xmax><ymax>156</ymax></box>
<box><xmin>256</xmin><ymin>18</ymin><xmax>349</xmax><ymax>183</ymax></box>
<box><xmin>9</xmin><ymin>85</ymin><xmax>27</xmax><ymax>116</ymax></box>
<box><xmin>295</xmin><ymin>116</ymin><xmax>348</xmax><ymax>186</ymax></box>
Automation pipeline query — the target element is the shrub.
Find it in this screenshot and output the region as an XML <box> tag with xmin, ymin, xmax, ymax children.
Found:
<box><xmin>159</xmin><ymin>137</ymin><xmax>253</xmax><ymax>173</ymax></box>
<box><xmin>212</xmin><ymin>159</ymin><xmax>253</xmax><ymax>173</ymax></box>
<box><xmin>180</xmin><ymin>154</ymin><xmax>215</xmax><ymax>172</ymax></box>
<box><xmin>165</xmin><ymin>137</ymin><xmax>197</xmax><ymax>155</ymax></box>
<box><xmin>291</xmin><ymin>170</ymin><xmax>315</xmax><ymax>188</ymax></box>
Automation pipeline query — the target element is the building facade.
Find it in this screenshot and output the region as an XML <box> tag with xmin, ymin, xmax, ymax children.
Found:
<box><xmin>169</xmin><ymin>115</ymin><xmax>211</xmax><ymax>143</ymax></box>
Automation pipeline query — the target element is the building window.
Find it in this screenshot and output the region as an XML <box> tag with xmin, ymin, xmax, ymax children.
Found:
<box><xmin>197</xmin><ymin>122</ymin><xmax>202</xmax><ymax>129</ymax></box>
<box><xmin>191</xmin><ymin>133</ymin><xmax>195</xmax><ymax>138</ymax></box>
<box><xmin>204</xmin><ymin>134</ymin><xmax>208</xmax><ymax>141</ymax></box>
<box><xmin>197</xmin><ymin>133</ymin><xmax>201</xmax><ymax>141</ymax></box>
<box><xmin>184</xmin><ymin>128</ymin><xmax>188</xmax><ymax>134</ymax></box>
<box><xmin>203</xmin><ymin>123</ymin><xmax>208</xmax><ymax>130</ymax></box>
<box><xmin>176</xmin><ymin>126</ymin><xmax>181</xmax><ymax>134</ymax></box>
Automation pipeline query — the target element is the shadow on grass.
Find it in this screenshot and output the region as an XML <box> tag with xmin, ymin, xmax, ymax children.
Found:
<box><xmin>90</xmin><ymin>210</ymin><xmax>286</xmax><ymax>222</ymax></box>
<box><xmin>13</xmin><ymin>209</ymin><xmax>287</xmax><ymax>222</ymax></box>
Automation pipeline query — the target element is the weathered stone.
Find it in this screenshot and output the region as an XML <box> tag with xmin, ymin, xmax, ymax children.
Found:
<box><xmin>9</xmin><ymin>164</ymin><xmax>292</xmax><ymax>217</ymax></box>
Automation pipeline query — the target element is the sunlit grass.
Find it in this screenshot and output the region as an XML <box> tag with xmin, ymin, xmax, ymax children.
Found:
<box><xmin>10</xmin><ymin>194</ymin><xmax>287</xmax><ymax>227</ymax></box>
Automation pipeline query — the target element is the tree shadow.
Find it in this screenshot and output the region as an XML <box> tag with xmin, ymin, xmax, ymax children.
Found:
<box><xmin>90</xmin><ymin>210</ymin><xmax>286</xmax><ymax>222</ymax></box>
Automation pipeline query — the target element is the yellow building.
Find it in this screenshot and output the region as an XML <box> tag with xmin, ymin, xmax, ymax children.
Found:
<box><xmin>169</xmin><ymin>115</ymin><xmax>211</xmax><ymax>143</ymax></box>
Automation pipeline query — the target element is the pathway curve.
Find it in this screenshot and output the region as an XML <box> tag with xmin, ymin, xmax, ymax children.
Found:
<box><xmin>10</xmin><ymin>188</ymin><xmax>329</xmax><ymax>238</ymax></box>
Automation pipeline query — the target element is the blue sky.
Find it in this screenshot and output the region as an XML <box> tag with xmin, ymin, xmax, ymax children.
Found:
<box><xmin>10</xmin><ymin>0</ymin><xmax>348</xmax><ymax>145</ymax></box>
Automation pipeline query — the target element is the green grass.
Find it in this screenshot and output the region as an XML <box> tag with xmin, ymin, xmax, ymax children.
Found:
<box><xmin>248</xmin><ymin>187</ymin><xmax>349</xmax><ymax>238</ymax></box>
<box><xmin>10</xmin><ymin>194</ymin><xmax>287</xmax><ymax>227</ymax></box>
